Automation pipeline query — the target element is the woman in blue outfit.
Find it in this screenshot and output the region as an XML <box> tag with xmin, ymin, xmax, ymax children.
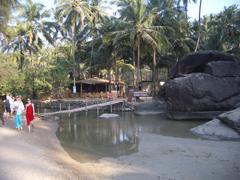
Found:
<box><xmin>13</xmin><ymin>96</ymin><xmax>25</xmax><ymax>130</ymax></box>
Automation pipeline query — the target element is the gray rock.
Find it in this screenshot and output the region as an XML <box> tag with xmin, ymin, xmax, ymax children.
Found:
<box><xmin>190</xmin><ymin>119</ymin><xmax>240</xmax><ymax>140</ymax></box>
<box><xmin>218</xmin><ymin>107</ymin><xmax>240</xmax><ymax>134</ymax></box>
<box><xmin>165</xmin><ymin>73</ymin><xmax>240</xmax><ymax>112</ymax></box>
<box><xmin>170</xmin><ymin>50</ymin><xmax>239</xmax><ymax>79</ymax></box>
<box><xmin>203</xmin><ymin>61</ymin><xmax>240</xmax><ymax>77</ymax></box>
<box><xmin>99</xmin><ymin>113</ymin><xmax>119</xmax><ymax>119</ymax></box>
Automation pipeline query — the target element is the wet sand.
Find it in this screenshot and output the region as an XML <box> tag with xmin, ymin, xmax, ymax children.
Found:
<box><xmin>0</xmin><ymin>117</ymin><xmax>240</xmax><ymax>180</ymax></box>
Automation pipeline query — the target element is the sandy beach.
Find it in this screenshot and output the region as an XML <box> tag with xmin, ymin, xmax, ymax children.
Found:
<box><xmin>0</xmin><ymin>117</ymin><xmax>240</xmax><ymax>180</ymax></box>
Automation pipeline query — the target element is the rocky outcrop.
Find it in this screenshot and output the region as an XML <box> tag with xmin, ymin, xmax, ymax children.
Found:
<box><xmin>190</xmin><ymin>119</ymin><xmax>240</xmax><ymax>140</ymax></box>
<box><xmin>203</xmin><ymin>61</ymin><xmax>240</xmax><ymax>77</ymax></box>
<box><xmin>165</xmin><ymin>73</ymin><xmax>240</xmax><ymax>112</ymax></box>
<box><xmin>191</xmin><ymin>108</ymin><xmax>240</xmax><ymax>140</ymax></box>
<box><xmin>170</xmin><ymin>50</ymin><xmax>239</xmax><ymax>79</ymax></box>
<box><xmin>164</xmin><ymin>51</ymin><xmax>240</xmax><ymax>115</ymax></box>
<box><xmin>218</xmin><ymin>107</ymin><xmax>240</xmax><ymax>134</ymax></box>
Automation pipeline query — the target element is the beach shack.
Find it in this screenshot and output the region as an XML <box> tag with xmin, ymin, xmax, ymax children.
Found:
<box><xmin>70</xmin><ymin>77</ymin><xmax>125</xmax><ymax>98</ymax></box>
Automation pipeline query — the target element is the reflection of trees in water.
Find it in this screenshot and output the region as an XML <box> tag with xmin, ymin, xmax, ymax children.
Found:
<box><xmin>57</xmin><ymin>112</ymin><xmax>139</xmax><ymax>157</ymax></box>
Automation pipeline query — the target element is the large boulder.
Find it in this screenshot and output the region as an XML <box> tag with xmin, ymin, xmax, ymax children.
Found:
<box><xmin>170</xmin><ymin>50</ymin><xmax>240</xmax><ymax>79</ymax></box>
<box><xmin>218</xmin><ymin>107</ymin><xmax>240</xmax><ymax>134</ymax></box>
<box><xmin>165</xmin><ymin>51</ymin><xmax>240</xmax><ymax>114</ymax></box>
<box><xmin>165</xmin><ymin>73</ymin><xmax>240</xmax><ymax>112</ymax></box>
<box><xmin>203</xmin><ymin>61</ymin><xmax>240</xmax><ymax>77</ymax></box>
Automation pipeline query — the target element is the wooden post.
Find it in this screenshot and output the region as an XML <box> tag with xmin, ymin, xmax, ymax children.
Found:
<box><xmin>122</xmin><ymin>101</ymin><xmax>124</xmax><ymax>112</ymax></box>
<box><xmin>110</xmin><ymin>103</ymin><xmax>112</xmax><ymax>113</ymax></box>
<box><xmin>80</xmin><ymin>83</ymin><xmax>82</xmax><ymax>97</ymax></box>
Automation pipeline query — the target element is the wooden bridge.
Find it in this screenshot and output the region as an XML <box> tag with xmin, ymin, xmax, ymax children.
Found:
<box><xmin>40</xmin><ymin>99</ymin><xmax>126</xmax><ymax>116</ymax></box>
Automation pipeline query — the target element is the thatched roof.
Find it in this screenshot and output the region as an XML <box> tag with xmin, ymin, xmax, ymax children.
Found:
<box><xmin>76</xmin><ymin>77</ymin><xmax>124</xmax><ymax>85</ymax></box>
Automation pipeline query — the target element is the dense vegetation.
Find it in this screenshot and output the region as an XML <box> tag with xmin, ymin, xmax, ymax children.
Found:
<box><xmin>0</xmin><ymin>0</ymin><xmax>239</xmax><ymax>99</ymax></box>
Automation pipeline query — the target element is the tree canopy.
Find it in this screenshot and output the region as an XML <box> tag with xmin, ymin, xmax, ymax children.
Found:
<box><xmin>0</xmin><ymin>0</ymin><xmax>239</xmax><ymax>98</ymax></box>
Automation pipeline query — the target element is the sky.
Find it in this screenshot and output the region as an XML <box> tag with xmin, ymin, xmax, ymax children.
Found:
<box><xmin>187</xmin><ymin>0</ymin><xmax>240</xmax><ymax>20</ymax></box>
<box><xmin>29</xmin><ymin>0</ymin><xmax>239</xmax><ymax>20</ymax></box>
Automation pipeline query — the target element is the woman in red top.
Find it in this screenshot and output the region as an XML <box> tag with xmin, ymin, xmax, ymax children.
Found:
<box><xmin>26</xmin><ymin>98</ymin><xmax>35</xmax><ymax>132</ymax></box>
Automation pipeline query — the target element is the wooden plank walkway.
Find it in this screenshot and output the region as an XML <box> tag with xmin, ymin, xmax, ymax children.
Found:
<box><xmin>40</xmin><ymin>99</ymin><xmax>125</xmax><ymax>116</ymax></box>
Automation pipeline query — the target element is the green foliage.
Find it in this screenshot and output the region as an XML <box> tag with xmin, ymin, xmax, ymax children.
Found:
<box><xmin>0</xmin><ymin>0</ymin><xmax>239</xmax><ymax>99</ymax></box>
<box><xmin>0</xmin><ymin>70</ymin><xmax>25</xmax><ymax>97</ymax></box>
<box><xmin>33</xmin><ymin>78</ymin><xmax>53</xmax><ymax>98</ymax></box>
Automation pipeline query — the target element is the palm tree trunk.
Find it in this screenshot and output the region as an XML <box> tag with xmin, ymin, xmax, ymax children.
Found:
<box><xmin>194</xmin><ymin>0</ymin><xmax>202</xmax><ymax>52</ymax></box>
<box><xmin>137</xmin><ymin>36</ymin><xmax>140</xmax><ymax>90</ymax></box>
<box><xmin>90</xmin><ymin>26</ymin><xmax>95</xmax><ymax>78</ymax></box>
<box><xmin>90</xmin><ymin>41</ymin><xmax>93</xmax><ymax>78</ymax></box>
<box><xmin>108</xmin><ymin>67</ymin><xmax>111</xmax><ymax>92</ymax></box>
<box><xmin>132</xmin><ymin>49</ymin><xmax>136</xmax><ymax>87</ymax></box>
<box><xmin>152</xmin><ymin>47</ymin><xmax>156</xmax><ymax>97</ymax></box>
<box><xmin>20</xmin><ymin>47</ymin><xmax>24</xmax><ymax>71</ymax></box>
<box><xmin>72</xmin><ymin>18</ymin><xmax>77</xmax><ymax>94</ymax></box>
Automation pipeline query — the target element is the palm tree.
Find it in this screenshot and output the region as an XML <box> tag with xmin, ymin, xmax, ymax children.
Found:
<box><xmin>204</xmin><ymin>5</ymin><xmax>240</xmax><ymax>54</ymax></box>
<box><xmin>55</xmin><ymin>0</ymin><xmax>96</xmax><ymax>93</ymax></box>
<box><xmin>194</xmin><ymin>0</ymin><xmax>202</xmax><ymax>51</ymax></box>
<box><xmin>3</xmin><ymin>0</ymin><xmax>54</xmax><ymax>70</ymax></box>
<box><xmin>17</xmin><ymin>0</ymin><xmax>55</xmax><ymax>97</ymax></box>
<box><xmin>177</xmin><ymin>0</ymin><xmax>197</xmax><ymax>14</ymax></box>
<box><xmin>0</xmin><ymin>0</ymin><xmax>19</xmax><ymax>32</ymax></box>
<box><xmin>87</xmin><ymin>0</ymin><xmax>104</xmax><ymax>77</ymax></box>
<box><xmin>2</xmin><ymin>23</ymin><xmax>30</xmax><ymax>70</ymax></box>
<box><xmin>115</xmin><ymin>0</ymin><xmax>169</xmax><ymax>94</ymax></box>
<box><xmin>18</xmin><ymin>0</ymin><xmax>55</xmax><ymax>54</ymax></box>
<box><xmin>177</xmin><ymin>0</ymin><xmax>202</xmax><ymax>52</ymax></box>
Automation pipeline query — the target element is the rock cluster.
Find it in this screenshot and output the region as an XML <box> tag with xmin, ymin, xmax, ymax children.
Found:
<box><xmin>191</xmin><ymin>107</ymin><xmax>240</xmax><ymax>140</ymax></box>
<box><xmin>165</xmin><ymin>51</ymin><xmax>240</xmax><ymax>112</ymax></box>
<box><xmin>218</xmin><ymin>107</ymin><xmax>240</xmax><ymax>134</ymax></box>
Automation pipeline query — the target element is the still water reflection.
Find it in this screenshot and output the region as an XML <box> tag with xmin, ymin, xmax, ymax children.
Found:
<box><xmin>56</xmin><ymin>112</ymin><xmax>205</xmax><ymax>162</ymax></box>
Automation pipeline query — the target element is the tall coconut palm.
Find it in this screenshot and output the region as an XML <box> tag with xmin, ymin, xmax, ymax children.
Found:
<box><xmin>177</xmin><ymin>0</ymin><xmax>203</xmax><ymax>52</ymax></box>
<box><xmin>194</xmin><ymin>0</ymin><xmax>202</xmax><ymax>51</ymax></box>
<box><xmin>115</xmin><ymin>0</ymin><xmax>169</xmax><ymax>95</ymax></box>
<box><xmin>55</xmin><ymin>0</ymin><xmax>96</xmax><ymax>93</ymax></box>
<box><xmin>87</xmin><ymin>0</ymin><xmax>104</xmax><ymax>77</ymax></box>
<box><xmin>18</xmin><ymin>0</ymin><xmax>55</xmax><ymax>54</ymax></box>
<box><xmin>17</xmin><ymin>0</ymin><xmax>55</xmax><ymax>97</ymax></box>
<box><xmin>3</xmin><ymin>0</ymin><xmax>54</xmax><ymax>70</ymax></box>
<box><xmin>2</xmin><ymin>23</ymin><xmax>30</xmax><ymax>70</ymax></box>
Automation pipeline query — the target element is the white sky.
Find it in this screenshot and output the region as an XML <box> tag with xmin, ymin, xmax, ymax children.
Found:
<box><xmin>28</xmin><ymin>0</ymin><xmax>239</xmax><ymax>19</ymax></box>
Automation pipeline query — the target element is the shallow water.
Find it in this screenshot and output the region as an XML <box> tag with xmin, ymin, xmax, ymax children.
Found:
<box><xmin>56</xmin><ymin>111</ymin><xmax>206</xmax><ymax>162</ymax></box>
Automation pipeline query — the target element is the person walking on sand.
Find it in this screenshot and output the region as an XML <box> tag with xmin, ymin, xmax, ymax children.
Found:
<box><xmin>5</xmin><ymin>94</ymin><xmax>11</xmax><ymax>119</ymax></box>
<box><xmin>25</xmin><ymin>98</ymin><xmax>35</xmax><ymax>132</ymax></box>
<box><xmin>10</xmin><ymin>95</ymin><xmax>14</xmax><ymax>117</ymax></box>
<box><xmin>13</xmin><ymin>96</ymin><xmax>25</xmax><ymax>130</ymax></box>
